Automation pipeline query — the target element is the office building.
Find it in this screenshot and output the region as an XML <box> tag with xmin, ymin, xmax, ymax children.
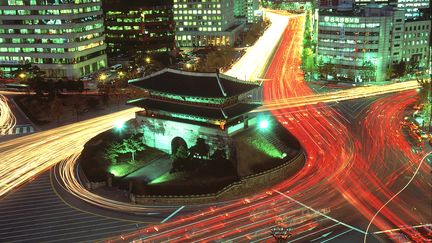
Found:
<box><xmin>317</xmin><ymin>5</ymin><xmax>403</xmax><ymax>82</ymax></box>
<box><xmin>234</xmin><ymin>0</ymin><xmax>259</xmax><ymax>23</ymax></box>
<box><xmin>0</xmin><ymin>0</ymin><xmax>107</xmax><ymax>79</ymax></box>
<box><xmin>317</xmin><ymin>3</ymin><xmax>430</xmax><ymax>82</ymax></box>
<box><xmin>103</xmin><ymin>0</ymin><xmax>175</xmax><ymax>58</ymax></box>
<box><xmin>174</xmin><ymin>0</ymin><xmax>244</xmax><ymax>47</ymax></box>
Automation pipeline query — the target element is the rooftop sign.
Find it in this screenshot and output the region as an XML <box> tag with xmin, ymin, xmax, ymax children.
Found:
<box><xmin>324</xmin><ymin>16</ymin><xmax>360</xmax><ymax>23</ymax></box>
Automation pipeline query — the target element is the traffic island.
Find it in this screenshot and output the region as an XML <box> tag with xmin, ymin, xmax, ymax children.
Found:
<box><xmin>78</xmin><ymin>69</ymin><xmax>305</xmax><ymax>205</ymax></box>
<box><xmin>78</xmin><ymin>116</ymin><xmax>305</xmax><ymax>205</ymax></box>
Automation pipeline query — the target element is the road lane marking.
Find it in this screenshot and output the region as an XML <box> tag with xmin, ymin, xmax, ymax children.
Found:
<box><xmin>290</xmin><ymin>222</ymin><xmax>339</xmax><ymax>242</ymax></box>
<box><xmin>320</xmin><ymin>229</ymin><xmax>353</xmax><ymax>243</ymax></box>
<box><xmin>373</xmin><ymin>224</ymin><xmax>432</xmax><ymax>234</ymax></box>
<box><xmin>311</xmin><ymin>231</ymin><xmax>333</xmax><ymax>242</ymax></box>
<box><xmin>273</xmin><ymin>189</ymin><xmax>367</xmax><ymax>234</ymax></box>
<box><xmin>363</xmin><ymin>151</ymin><xmax>432</xmax><ymax>243</ymax></box>
<box><xmin>161</xmin><ymin>205</ymin><xmax>185</xmax><ymax>223</ymax></box>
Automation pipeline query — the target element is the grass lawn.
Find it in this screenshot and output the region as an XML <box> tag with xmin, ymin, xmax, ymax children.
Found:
<box><xmin>234</xmin><ymin>127</ymin><xmax>286</xmax><ymax>175</ymax></box>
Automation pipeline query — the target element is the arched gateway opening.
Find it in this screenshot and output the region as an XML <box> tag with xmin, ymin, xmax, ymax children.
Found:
<box><xmin>171</xmin><ymin>137</ymin><xmax>187</xmax><ymax>155</ymax></box>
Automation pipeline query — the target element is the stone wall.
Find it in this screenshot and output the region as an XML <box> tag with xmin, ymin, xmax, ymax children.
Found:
<box><xmin>136</xmin><ymin>114</ymin><xmax>233</xmax><ymax>157</ymax></box>
<box><xmin>132</xmin><ymin>151</ymin><xmax>305</xmax><ymax>205</ymax></box>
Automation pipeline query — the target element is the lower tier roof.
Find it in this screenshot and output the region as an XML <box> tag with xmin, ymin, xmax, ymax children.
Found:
<box><xmin>128</xmin><ymin>98</ymin><xmax>261</xmax><ymax>121</ymax></box>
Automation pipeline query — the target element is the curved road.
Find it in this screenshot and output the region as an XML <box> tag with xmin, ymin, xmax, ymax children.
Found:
<box><xmin>108</xmin><ymin>15</ymin><xmax>431</xmax><ymax>242</ymax></box>
<box><xmin>0</xmin><ymin>14</ymin><xmax>429</xmax><ymax>243</ymax></box>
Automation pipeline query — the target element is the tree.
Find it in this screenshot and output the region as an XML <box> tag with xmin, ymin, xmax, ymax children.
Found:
<box><xmin>68</xmin><ymin>96</ymin><xmax>86</xmax><ymax>121</ymax></box>
<box><xmin>105</xmin><ymin>143</ymin><xmax>121</xmax><ymax>164</ymax></box>
<box><xmin>105</xmin><ymin>135</ymin><xmax>145</xmax><ymax>164</ymax></box>
<box><xmin>118</xmin><ymin>136</ymin><xmax>145</xmax><ymax>162</ymax></box>
<box><xmin>50</xmin><ymin>96</ymin><xmax>64</xmax><ymax>124</ymax></box>
<box><xmin>360</xmin><ymin>61</ymin><xmax>376</xmax><ymax>82</ymax></box>
<box><xmin>319</xmin><ymin>63</ymin><xmax>336</xmax><ymax>79</ymax></box>
<box><xmin>302</xmin><ymin>48</ymin><xmax>314</xmax><ymax>73</ymax></box>
<box><xmin>346</xmin><ymin>70</ymin><xmax>355</xmax><ymax>82</ymax></box>
<box><xmin>189</xmin><ymin>138</ymin><xmax>210</xmax><ymax>159</ymax></box>
<box><xmin>172</xmin><ymin>145</ymin><xmax>189</xmax><ymax>160</ymax></box>
<box><xmin>392</xmin><ymin>61</ymin><xmax>407</xmax><ymax>78</ymax></box>
<box><xmin>197</xmin><ymin>47</ymin><xmax>237</xmax><ymax>72</ymax></box>
<box><xmin>86</xmin><ymin>97</ymin><xmax>100</xmax><ymax>110</ymax></box>
<box><xmin>417</xmin><ymin>79</ymin><xmax>431</xmax><ymax>104</ymax></box>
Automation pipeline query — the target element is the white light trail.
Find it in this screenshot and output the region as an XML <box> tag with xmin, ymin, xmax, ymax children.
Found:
<box><xmin>0</xmin><ymin>108</ymin><xmax>139</xmax><ymax>197</ymax></box>
<box><xmin>0</xmin><ymin>94</ymin><xmax>16</xmax><ymax>135</ymax></box>
<box><xmin>254</xmin><ymin>81</ymin><xmax>421</xmax><ymax>112</ymax></box>
<box><xmin>363</xmin><ymin>151</ymin><xmax>432</xmax><ymax>243</ymax></box>
<box><xmin>224</xmin><ymin>11</ymin><xmax>291</xmax><ymax>81</ymax></box>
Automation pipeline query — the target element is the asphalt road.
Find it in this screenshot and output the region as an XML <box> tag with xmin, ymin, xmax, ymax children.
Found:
<box><xmin>0</xmin><ymin>14</ymin><xmax>430</xmax><ymax>243</ymax></box>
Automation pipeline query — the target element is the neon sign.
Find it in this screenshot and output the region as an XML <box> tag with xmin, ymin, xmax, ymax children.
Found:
<box><xmin>324</xmin><ymin>16</ymin><xmax>360</xmax><ymax>23</ymax></box>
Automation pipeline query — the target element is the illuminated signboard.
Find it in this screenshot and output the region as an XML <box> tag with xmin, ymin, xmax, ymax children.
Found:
<box><xmin>324</xmin><ymin>16</ymin><xmax>360</xmax><ymax>23</ymax></box>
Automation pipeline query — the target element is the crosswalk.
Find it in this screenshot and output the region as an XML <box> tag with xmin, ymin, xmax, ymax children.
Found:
<box><xmin>0</xmin><ymin>124</ymin><xmax>35</xmax><ymax>136</ymax></box>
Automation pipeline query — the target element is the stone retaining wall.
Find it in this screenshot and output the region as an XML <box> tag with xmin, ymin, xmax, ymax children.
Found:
<box><xmin>132</xmin><ymin>151</ymin><xmax>306</xmax><ymax>205</ymax></box>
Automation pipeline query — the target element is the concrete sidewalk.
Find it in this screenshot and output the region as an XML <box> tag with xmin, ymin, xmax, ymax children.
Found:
<box><xmin>125</xmin><ymin>156</ymin><xmax>172</xmax><ymax>182</ymax></box>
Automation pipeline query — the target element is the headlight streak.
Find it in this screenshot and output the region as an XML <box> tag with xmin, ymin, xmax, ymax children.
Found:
<box><xmin>0</xmin><ymin>108</ymin><xmax>140</xmax><ymax>197</ymax></box>
<box><xmin>0</xmin><ymin>94</ymin><xmax>16</xmax><ymax>135</ymax></box>
<box><xmin>224</xmin><ymin>10</ymin><xmax>292</xmax><ymax>81</ymax></box>
<box><xmin>253</xmin><ymin>81</ymin><xmax>421</xmax><ymax>112</ymax></box>
<box><xmin>55</xmin><ymin>154</ymin><xmax>177</xmax><ymax>212</ymax></box>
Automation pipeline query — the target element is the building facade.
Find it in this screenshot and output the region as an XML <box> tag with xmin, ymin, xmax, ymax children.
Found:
<box><xmin>103</xmin><ymin>0</ymin><xmax>175</xmax><ymax>58</ymax></box>
<box><xmin>317</xmin><ymin>4</ymin><xmax>430</xmax><ymax>82</ymax></box>
<box><xmin>173</xmin><ymin>0</ymin><xmax>244</xmax><ymax>47</ymax></box>
<box><xmin>392</xmin><ymin>0</ymin><xmax>429</xmax><ymax>20</ymax></box>
<box><xmin>0</xmin><ymin>0</ymin><xmax>107</xmax><ymax>79</ymax></box>
<box><xmin>400</xmin><ymin>20</ymin><xmax>431</xmax><ymax>71</ymax></box>
<box><xmin>318</xmin><ymin>6</ymin><xmax>401</xmax><ymax>82</ymax></box>
<box><xmin>234</xmin><ymin>0</ymin><xmax>259</xmax><ymax>23</ymax></box>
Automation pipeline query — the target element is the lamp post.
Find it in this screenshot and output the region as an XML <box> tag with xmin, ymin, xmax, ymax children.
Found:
<box><xmin>270</xmin><ymin>226</ymin><xmax>292</xmax><ymax>243</ymax></box>
<box><xmin>18</xmin><ymin>72</ymin><xmax>27</xmax><ymax>82</ymax></box>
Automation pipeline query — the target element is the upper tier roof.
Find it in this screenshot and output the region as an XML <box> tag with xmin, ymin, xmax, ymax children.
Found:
<box><xmin>129</xmin><ymin>68</ymin><xmax>260</xmax><ymax>98</ymax></box>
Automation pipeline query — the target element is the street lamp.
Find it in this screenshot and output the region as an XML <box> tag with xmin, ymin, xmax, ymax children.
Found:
<box><xmin>259</xmin><ymin>119</ymin><xmax>269</xmax><ymax>129</ymax></box>
<box><xmin>145</xmin><ymin>57</ymin><xmax>151</xmax><ymax>64</ymax></box>
<box><xmin>115</xmin><ymin>120</ymin><xmax>125</xmax><ymax>131</ymax></box>
<box><xmin>99</xmin><ymin>73</ymin><xmax>107</xmax><ymax>82</ymax></box>
<box><xmin>18</xmin><ymin>73</ymin><xmax>26</xmax><ymax>79</ymax></box>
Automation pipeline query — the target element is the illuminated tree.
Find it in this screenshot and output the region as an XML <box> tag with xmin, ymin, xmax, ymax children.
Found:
<box><xmin>303</xmin><ymin>10</ymin><xmax>313</xmax><ymax>49</ymax></box>
<box><xmin>121</xmin><ymin>136</ymin><xmax>145</xmax><ymax>162</ymax></box>
<box><xmin>302</xmin><ymin>48</ymin><xmax>314</xmax><ymax>81</ymax></box>
<box><xmin>360</xmin><ymin>61</ymin><xmax>376</xmax><ymax>82</ymax></box>
<box><xmin>417</xmin><ymin>79</ymin><xmax>430</xmax><ymax>104</ymax></box>
<box><xmin>417</xmin><ymin>79</ymin><xmax>431</xmax><ymax>130</ymax></box>
<box><xmin>105</xmin><ymin>143</ymin><xmax>121</xmax><ymax>164</ymax></box>
<box><xmin>105</xmin><ymin>135</ymin><xmax>145</xmax><ymax>164</ymax></box>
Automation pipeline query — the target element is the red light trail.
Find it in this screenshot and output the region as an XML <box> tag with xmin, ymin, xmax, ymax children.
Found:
<box><xmin>107</xmin><ymin>14</ymin><xmax>431</xmax><ymax>242</ymax></box>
